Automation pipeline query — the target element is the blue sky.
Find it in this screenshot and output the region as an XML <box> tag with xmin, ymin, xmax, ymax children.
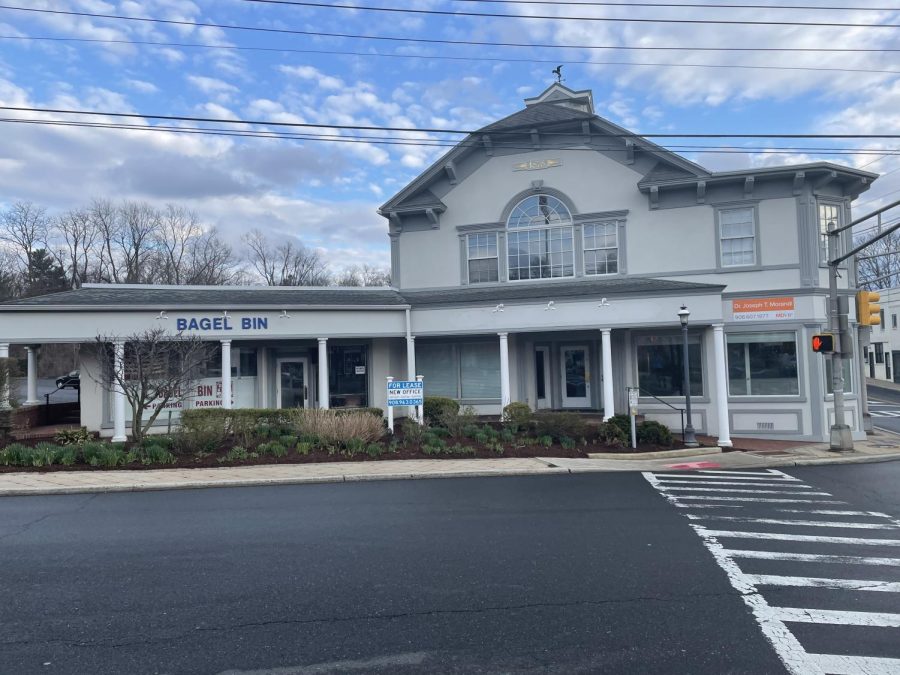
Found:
<box><xmin>1</xmin><ymin>0</ymin><xmax>899</xmax><ymax>269</ymax></box>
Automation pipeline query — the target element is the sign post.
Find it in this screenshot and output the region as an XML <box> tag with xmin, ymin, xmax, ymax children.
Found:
<box><xmin>386</xmin><ymin>377</ymin><xmax>425</xmax><ymax>433</ymax></box>
<box><xmin>627</xmin><ymin>387</ymin><xmax>639</xmax><ymax>449</ymax></box>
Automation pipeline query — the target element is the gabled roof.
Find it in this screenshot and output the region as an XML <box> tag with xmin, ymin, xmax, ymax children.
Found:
<box><xmin>380</xmin><ymin>83</ymin><xmax>709</xmax><ymax>216</ymax></box>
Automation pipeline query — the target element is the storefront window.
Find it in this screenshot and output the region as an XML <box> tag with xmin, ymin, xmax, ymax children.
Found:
<box><xmin>417</xmin><ymin>342</ymin><xmax>501</xmax><ymax>400</ymax></box>
<box><xmin>636</xmin><ymin>334</ymin><xmax>703</xmax><ymax>397</ymax></box>
<box><xmin>727</xmin><ymin>332</ymin><xmax>799</xmax><ymax>396</ymax></box>
<box><xmin>328</xmin><ymin>345</ymin><xmax>368</xmax><ymax>408</ymax></box>
<box><xmin>238</xmin><ymin>348</ymin><xmax>258</xmax><ymax>377</ymax></box>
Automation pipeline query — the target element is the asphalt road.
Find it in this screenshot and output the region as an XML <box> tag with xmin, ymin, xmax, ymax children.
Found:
<box><xmin>867</xmin><ymin>382</ymin><xmax>900</xmax><ymax>435</ymax></box>
<box><xmin>1</xmin><ymin>464</ymin><xmax>898</xmax><ymax>674</ymax></box>
<box><xmin>11</xmin><ymin>378</ymin><xmax>79</xmax><ymax>404</ymax></box>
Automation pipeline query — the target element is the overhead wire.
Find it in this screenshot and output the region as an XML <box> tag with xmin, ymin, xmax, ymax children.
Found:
<box><xmin>3</xmin><ymin>34</ymin><xmax>900</xmax><ymax>76</ymax></box>
<box><xmin>234</xmin><ymin>0</ymin><xmax>900</xmax><ymax>28</ymax></box>
<box><xmin>452</xmin><ymin>0</ymin><xmax>900</xmax><ymax>10</ymax></box>
<box><xmin>5</xmin><ymin>4</ymin><xmax>900</xmax><ymax>53</ymax></box>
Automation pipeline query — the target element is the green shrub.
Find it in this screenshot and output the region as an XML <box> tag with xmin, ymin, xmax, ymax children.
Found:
<box><xmin>448</xmin><ymin>443</ymin><xmax>476</xmax><ymax>456</ymax></box>
<box><xmin>608</xmin><ymin>414</ymin><xmax>633</xmax><ymax>439</ymax></box>
<box><xmin>423</xmin><ymin>397</ymin><xmax>459</xmax><ymax>427</ymax></box>
<box><xmin>637</xmin><ymin>420</ymin><xmax>674</xmax><ymax>447</ymax></box>
<box><xmin>533</xmin><ymin>412</ymin><xmax>587</xmax><ymax>442</ymax></box>
<box><xmin>597</xmin><ymin>421</ymin><xmax>628</xmax><ymax>448</ymax></box>
<box><xmin>218</xmin><ymin>446</ymin><xmax>250</xmax><ymax>463</ymax></box>
<box><xmin>295</xmin><ymin>441</ymin><xmax>313</xmax><ymax>455</ymax></box>
<box><xmin>399</xmin><ymin>417</ymin><xmax>426</xmax><ymax>444</ymax></box>
<box><xmin>502</xmin><ymin>402</ymin><xmax>533</xmax><ymax>432</ymax></box>
<box><xmin>366</xmin><ymin>443</ymin><xmax>384</xmax><ymax>458</ymax></box>
<box><xmin>559</xmin><ymin>436</ymin><xmax>577</xmax><ymax>450</ymax></box>
<box><xmin>422</xmin><ymin>436</ymin><xmax>448</xmax><ymax>454</ymax></box>
<box><xmin>127</xmin><ymin>444</ymin><xmax>176</xmax><ymax>466</ymax></box>
<box><xmin>538</xmin><ymin>435</ymin><xmax>554</xmax><ymax>448</ymax></box>
<box><xmin>90</xmin><ymin>445</ymin><xmax>127</xmax><ymax>468</ymax></box>
<box><xmin>344</xmin><ymin>437</ymin><xmax>367</xmax><ymax>455</ymax></box>
<box><xmin>80</xmin><ymin>441</ymin><xmax>107</xmax><ymax>465</ymax></box>
<box><xmin>0</xmin><ymin>443</ymin><xmax>31</xmax><ymax>466</ymax></box>
<box><xmin>54</xmin><ymin>427</ymin><xmax>93</xmax><ymax>446</ymax></box>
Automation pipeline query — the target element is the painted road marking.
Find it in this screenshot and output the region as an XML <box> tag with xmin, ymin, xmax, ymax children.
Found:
<box><xmin>771</xmin><ymin>607</ymin><xmax>900</xmax><ymax>627</ymax></box>
<box><xmin>808</xmin><ymin>654</ymin><xmax>900</xmax><ymax>675</ymax></box>
<box><xmin>665</xmin><ymin>461</ymin><xmax>721</xmax><ymax>469</ymax></box>
<box><xmin>723</xmin><ymin>549</ymin><xmax>900</xmax><ymax>567</ymax></box>
<box><xmin>661</xmin><ymin>487</ymin><xmax>829</xmax><ymax>495</ymax></box>
<box><xmin>868</xmin><ymin>410</ymin><xmax>900</xmax><ymax>417</ymax></box>
<box><xmin>697</xmin><ymin>470</ymin><xmax>795</xmax><ymax>477</ymax></box>
<box><xmin>644</xmin><ymin>470</ymin><xmax>900</xmax><ymax>675</ymax></box>
<box><xmin>651</xmin><ymin>473</ymin><xmax>801</xmax><ymax>482</ymax></box>
<box><xmin>686</xmin><ymin>515</ymin><xmax>900</xmax><ymax>530</ymax></box>
<box><xmin>745</xmin><ymin>575</ymin><xmax>900</xmax><ymax>592</ymax></box>
<box><xmin>696</xmin><ymin>528</ymin><xmax>900</xmax><ymax>546</ymax></box>
<box><xmin>657</xmin><ymin>480</ymin><xmax>815</xmax><ymax>488</ymax></box>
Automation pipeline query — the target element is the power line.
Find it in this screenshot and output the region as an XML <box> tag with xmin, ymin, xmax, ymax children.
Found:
<box><xmin>5</xmin><ymin>5</ymin><xmax>900</xmax><ymax>54</ymax></box>
<box><xmin>454</xmin><ymin>0</ymin><xmax>900</xmax><ymax>10</ymax></box>
<box><xmin>5</xmin><ymin>117</ymin><xmax>900</xmax><ymax>158</ymax></box>
<box><xmin>236</xmin><ymin>0</ymin><xmax>900</xmax><ymax>28</ymax></box>
<box><xmin>4</xmin><ymin>34</ymin><xmax>900</xmax><ymax>75</ymax></box>
<box><xmin>5</xmin><ymin>105</ymin><xmax>900</xmax><ymax>140</ymax></box>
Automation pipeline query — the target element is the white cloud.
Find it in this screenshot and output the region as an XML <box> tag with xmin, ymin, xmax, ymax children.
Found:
<box><xmin>123</xmin><ymin>79</ymin><xmax>159</xmax><ymax>94</ymax></box>
<box><xmin>279</xmin><ymin>65</ymin><xmax>345</xmax><ymax>91</ymax></box>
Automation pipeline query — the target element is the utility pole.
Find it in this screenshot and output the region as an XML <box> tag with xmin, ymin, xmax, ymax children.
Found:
<box><xmin>826</xmin><ymin>197</ymin><xmax>900</xmax><ymax>452</ymax></box>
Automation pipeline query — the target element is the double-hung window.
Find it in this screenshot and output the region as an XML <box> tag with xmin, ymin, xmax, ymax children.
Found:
<box><xmin>506</xmin><ymin>194</ymin><xmax>575</xmax><ymax>280</ymax></box>
<box><xmin>719</xmin><ymin>207</ymin><xmax>756</xmax><ymax>267</ymax></box>
<box><xmin>416</xmin><ymin>342</ymin><xmax>501</xmax><ymax>400</ymax></box>
<box><xmin>583</xmin><ymin>221</ymin><xmax>619</xmax><ymax>275</ymax></box>
<box><xmin>726</xmin><ymin>332</ymin><xmax>799</xmax><ymax>396</ymax></box>
<box><xmin>818</xmin><ymin>202</ymin><xmax>842</xmax><ymax>263</ymax></box>
<box><xmin>466</xmin><ymin>232</ymin><xmax>499</xmax><ymax>284</ymax></box>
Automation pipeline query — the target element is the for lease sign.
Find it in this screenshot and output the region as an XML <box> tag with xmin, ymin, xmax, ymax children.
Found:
<box><xmin>732</xmin><ymin>297</ymin><xmax>795</xmax><ymax>321</ymax></box>
<box><xmin>387</xmin><ymin>380</ymin><xmax>424</xmax><ymax>407</ymax></box>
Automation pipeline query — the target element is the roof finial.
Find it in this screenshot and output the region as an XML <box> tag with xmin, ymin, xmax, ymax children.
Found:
<box><xmin>552</xmin><ymin>65</ymin><xmax>563</xmax><ymax>84</ymax></box>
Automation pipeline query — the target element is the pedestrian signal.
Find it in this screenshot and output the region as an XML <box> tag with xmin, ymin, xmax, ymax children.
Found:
<box><xmin>811</xmin><ymin>334</ymin><xmax>835</xmax><ymax>353</ymax></box>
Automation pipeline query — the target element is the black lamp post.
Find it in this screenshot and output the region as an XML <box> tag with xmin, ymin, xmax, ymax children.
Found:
<box><xmin>678</xmin><ymin>305</ymin><xmax>699</xmax><ymax>448</ymax></box>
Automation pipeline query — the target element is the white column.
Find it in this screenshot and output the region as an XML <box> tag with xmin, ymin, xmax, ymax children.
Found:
<box><xmin>0</xmin><ymin>343</ymin><xmax>10</xmax><ymax>409</ymax></box>
<box><xmin>406</xmin><ymin>335</ymin><xmax>416</xmax><ymax>381</ymax></box>
<box><xmin>317</xmin><ymin>337</ymin><xmax>329</xmax><ymax>409</ymax></box>
<box><xmin>601</xmin><ymin>329</ymin><xmax>614</xmax><ymax>421</ymax></box>
<box><xmin>221</xmin><ymin>340</ymin><xmax>232</xmax><ymax>410</ymax></box>
<box><xmin>25</xmin><ymin>346</ymin><xmax>39</xmax><ymax>405</ymax></box>
<box><xmin>499</xmin><ymin>332</ymin><xmax>511</xmax><ymax>410</ymax></box>
<box><xmin>112</xmin><ymin>340</ymin><xmax>127</xmax><ymax>442</ymax></box>
<box><xmin>712</xmin><ymin>323</ymin><xmax>733</xmax><ymax>448</ymax></box>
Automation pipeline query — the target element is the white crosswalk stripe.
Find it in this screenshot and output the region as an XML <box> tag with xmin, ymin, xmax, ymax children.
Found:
<box><xmin>643</xmin><ymin>468</ymin><xmax>900</xmax><ymax>675</ymax></box>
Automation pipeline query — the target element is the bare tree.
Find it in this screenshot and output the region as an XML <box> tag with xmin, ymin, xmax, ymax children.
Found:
<box><xmin>153</xmin><ymin>205</ymin><xmax>242</xmax><ymax>285</ymax></box>
<box><xmin>333</xmin><ymin>264</ymin><xmax>391</xmax><ymax>287</ymax></box>
<box><xmin>118</xmin><ymin>201</ymin><xmax>161</xmax><ymax>284</ymax></box>
<box><xmin>242</xmin><ymin>229</ymin><xmax>329</xmax><ymax>286</ymax></box>
<box><xmin>93</xmin><ymin>328</ymin><xmax>213</xmax><ymax>443</ymax></box>
<box><xmin>89</xmin><ymin>198</ymin><xmax>123</xmax><ymax>283</ymax></box>
<box><xmin>51</xmin><ymin>208</ymin><xmax>99</xmax><ymax>288</ymax></box>
<box><xmin>183</xmin><ymin>228</ymin><xmax>244</xmax><ymax>285</ymax></box>
<box><xmin>0</xmin><ymin>201</ymin><xmax>49</xmax><ymax>284</ymax></box>
<box><xmin>855</xmin><ymin>230</ymin><xmax>900</xmax><ymax>290</ymax></box>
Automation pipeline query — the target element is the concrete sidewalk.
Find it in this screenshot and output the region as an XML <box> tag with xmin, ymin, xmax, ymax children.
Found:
<box><xmin>2</xmin><ymin>433</ymin><xmax>900</xmax><ymax>496</ymax></box>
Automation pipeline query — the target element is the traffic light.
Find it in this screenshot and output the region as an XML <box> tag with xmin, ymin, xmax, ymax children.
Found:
<box><xmin>857</xmin><ymin>290</ymin><xmax>882</xmax><ymax>326</ymax></box>
<box><xmin>811</xmin><ymin>333</ymin><xmax>835</xmax><ymax>353</ymax></box>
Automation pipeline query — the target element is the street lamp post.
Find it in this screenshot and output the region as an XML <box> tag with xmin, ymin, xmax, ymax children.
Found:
<box><xmin>678</xmin><ymin>305</ymin><xmax>699</xmax><ymax>448</ymax></box>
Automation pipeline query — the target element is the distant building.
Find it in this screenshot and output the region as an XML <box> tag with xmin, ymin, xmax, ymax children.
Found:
<box><xmin>864</xmin><ymin>287</ymin><xmax>900</xmax><ymax>383</ymax></box>
<box><xmin>0</xmin><ymin>83</ymin><xmax>878</xmax><ymax>442</ymax></box>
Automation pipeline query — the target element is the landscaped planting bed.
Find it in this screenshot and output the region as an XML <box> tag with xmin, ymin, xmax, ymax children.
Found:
<box><xmin>0</xmin><ymin>399</ymin><xmax>686</xmax><ymax>472</ymax></box>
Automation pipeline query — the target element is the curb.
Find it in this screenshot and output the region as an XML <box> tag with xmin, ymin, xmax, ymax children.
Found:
<box><xmin>587</xmin><ymin>447</ymin><xmax>722</xmax><ymax>460</ymax></box>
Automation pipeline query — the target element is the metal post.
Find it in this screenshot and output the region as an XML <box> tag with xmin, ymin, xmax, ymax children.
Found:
<box><xmin>415</xmin><ymin>374</ymin><xmax>424</xmax><ymax>425</ymax></box>
<box><xmin>828</xmin><ymin>258</ymin><xmax>853</xmax><ymax>451</ymax></box>
<box><xmin>681</xmin><ymin>321</ymin><xmax>698</xmax><ymax>448</ymax></box>
<box><xmin>858</xmin><ymin>324</ymin><xmax>873</xmax><ymax>434</ymax></box>
<box><xmin>386</xmin><ymin>376</ymin><xmax>394</xmax><ymax>433</ymax></box>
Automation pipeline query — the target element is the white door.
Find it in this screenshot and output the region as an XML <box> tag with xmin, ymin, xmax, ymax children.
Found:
<box><xmin>560</xmin><ymin>346</ymin><xmax>591</xmax><ymax>408</ymax></box>
<box><xmin>275</xmin><ymin>358</ymin><xmax>309</xmax><ymax>409</ymax></box>
<box><xmin>535</xmin><ymin>347</ymin><xmax>551</xmax><ymax>409</ymax></box>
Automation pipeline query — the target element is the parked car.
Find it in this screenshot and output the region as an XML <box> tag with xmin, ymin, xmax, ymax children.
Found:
<box><xmin>55</xmin><ymin>370</ymin><xmax>80</xmax><ymax>390</ymax></box>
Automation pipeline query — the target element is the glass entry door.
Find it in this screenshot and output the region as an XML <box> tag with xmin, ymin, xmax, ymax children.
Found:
<box><xmin>561</xmin><ymin>346</ymin><xmax>591</xmax><ymax>408</ymax></box>
<box><xmin>276</xmin><ymin>358</ymin><xmax>309</xmax><ymax>409</ymax></box>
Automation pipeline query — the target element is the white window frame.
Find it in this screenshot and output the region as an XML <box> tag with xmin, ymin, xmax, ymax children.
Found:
<box><xmin>718</xmin><ymin>206</ymin><xmax>757</xmax><ymax>268</ymax></box>
<box><xmin>818</xmin><ymin>201</ymin><xmax>843</xmax><ymax>265</ymax></box>
<box><xmin>583</xmin><ymin>221</ymin><xmax>620</xmax><ymax>276</ymax></box>
<box><xmin>506</xmin><ymin>194</ymin><xmax>575</xmax><ymax>282</ymax></box>
<box><xmin>725</xmin><ymin>331</ymin><xmax>800</xmax><ymax>398</ymax></box>
<box><xmin>466</xmin><ymin>232</ymin><xmax>499</xmax><ymax>284</ymax></box>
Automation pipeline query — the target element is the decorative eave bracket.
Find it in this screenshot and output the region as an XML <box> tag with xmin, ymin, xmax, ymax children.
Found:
<box><xmin>444</xmin><ymin>160</ymin><xmax>458</xmax><ymax>185</ymax></box>
<box><xmin>793</xmin><ymin>171</ymin><xmax>806</xmax><ymax>196</ymax></box>
<box><xmin>649</xmin><ymin>185</ymin><xmax>659</xmax><ymax>210</ymax></box>
<box><xmin>696</xmin><ymin>180</ymin><xmax>707</xmax><ymax>204</ymax></box>
<box><xmin>426</xmin><ymin>208</ymin><xmax>440</xmax><ymax>229</ymax></box>
<box><xmin>744</xmin><ymin>176</ymin><xmax>755</xmax><ymax>199</ymax></box>
<box><xmin>813</xmin><ymin>170</ymin><xmax>838</xmax><ymax>192</ymax></box>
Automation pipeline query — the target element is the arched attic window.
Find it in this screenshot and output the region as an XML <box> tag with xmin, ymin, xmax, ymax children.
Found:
<box><xmin>506</xmin><ymin>194</ymin><xmax>575</xmax><ymax>280</ymax></box>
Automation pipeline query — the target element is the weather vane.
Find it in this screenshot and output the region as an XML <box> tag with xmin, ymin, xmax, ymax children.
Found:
<box><xmin>552</xmin><ymin>65</ymin><xmax>564</xmax><ymax>84</ymax></box>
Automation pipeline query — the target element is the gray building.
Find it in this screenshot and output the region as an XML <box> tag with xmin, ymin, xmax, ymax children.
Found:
<box><xmin>0</xmin><ymin>83</ymin><xmax>877</xmax><ymax>443</ymax></box>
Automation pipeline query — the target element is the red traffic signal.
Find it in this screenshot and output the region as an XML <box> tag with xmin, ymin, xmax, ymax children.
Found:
<box><xmin>811</xmin><ymin>333</ymin><xmax>835</xmax><ymax>353</ymax></box>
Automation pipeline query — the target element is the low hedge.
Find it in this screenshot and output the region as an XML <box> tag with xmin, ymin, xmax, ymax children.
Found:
<box><xmin>423</xmin><ymin>397</ymin><xmax>459</xmax><ymax>427</ymax></box>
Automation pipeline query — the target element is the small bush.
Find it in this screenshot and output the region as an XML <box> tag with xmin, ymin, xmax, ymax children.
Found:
<box><xmin>502</xmin><ymin>402</ymin><xmax>533</xmax><ymax>432</ymax></box>
<box><xmin>399</xmin><ymin>417</ymin><xmax>427</xmax><ymax>444</ymax></box>
<box><xmin>448</xmin><ymin>443</ymin><xmax>476</xmax><ymax>456</ymax></box>
<box><xmin>533</xmin><ymin>412</ymin><xmax>587</xmax><ymax>442</ymax></box>
<box><xmin>0</xmin><ymin>443</ymin><xmax>31</xmax><ymax>466</ymax></box>
<box><xmin>559</xmin><ymin>436</ymin><xmax>577</xmax><ymax>450</ymax></box>
<box><xmin>608</xmin><ymin>414</ymin><xmax>633</xmax><ymax>439</ymax></box>
<box><xmin>257</xmin><ymin>441</ymin><xmax>288</xmax><ymax>458</ymax></box>
<box><xmin>295</xmin><ymin>441</ymin><xmax>313</xmax><ymax>455</ymax></box>
<box><xmin>54</xmin><ymin>427</ymin><xmax>93</xmax><ymax>446</ymax></box>
<box><xmin>294</xmin><ymin>409</ymin><xmax>384</xmax><ymax>445</ymax></box>
<box><xmin>597</xmin><ymin>421</ymin><xmax>628</xmax><ymax>448</ymax></box>
<box><xmin>366</xmin><ymin>443</ymin><xmax>384</xmax><ymax>458</ymax></box>
<box><xmin>219</xmin><ymin>446</ymin><xmax>250</xmax><ymax>463</ymax></box>
<box><xmin>90</xmin><ymin>445</ymin><xmax>127</xmax><ymax>468</ymax></box>
<box><xmin>127</xmin><ymin>444</ymin><xmax>176</xmax><ymax>466</ymax></box>
<box><xmin>538</xmin><ymin>435</ymin><xmax>554</xmax><ymax>448</ymax></box>
<box><xmin>344</xmin><ymin>437</ymin><xmax>367</xmax><ymax>455</ymax></box>
<box><xmin>80</xmin><ymin>441</ymin><xmax>107</xmax><ymax>465</ymax></box>
<box><xmin>278</xmin><ymin>434</ymin><xmax>296</xmax><ymax>447</ymax></box>
<box><xmin>423</xmin><ymin>397</ymin><xmax>459</xmax><ymax>427</ymax></box>
<box><xmin>637</xmin><ymin>421</ymin><xmax>674</xmax><ymax>447</ymax></box>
